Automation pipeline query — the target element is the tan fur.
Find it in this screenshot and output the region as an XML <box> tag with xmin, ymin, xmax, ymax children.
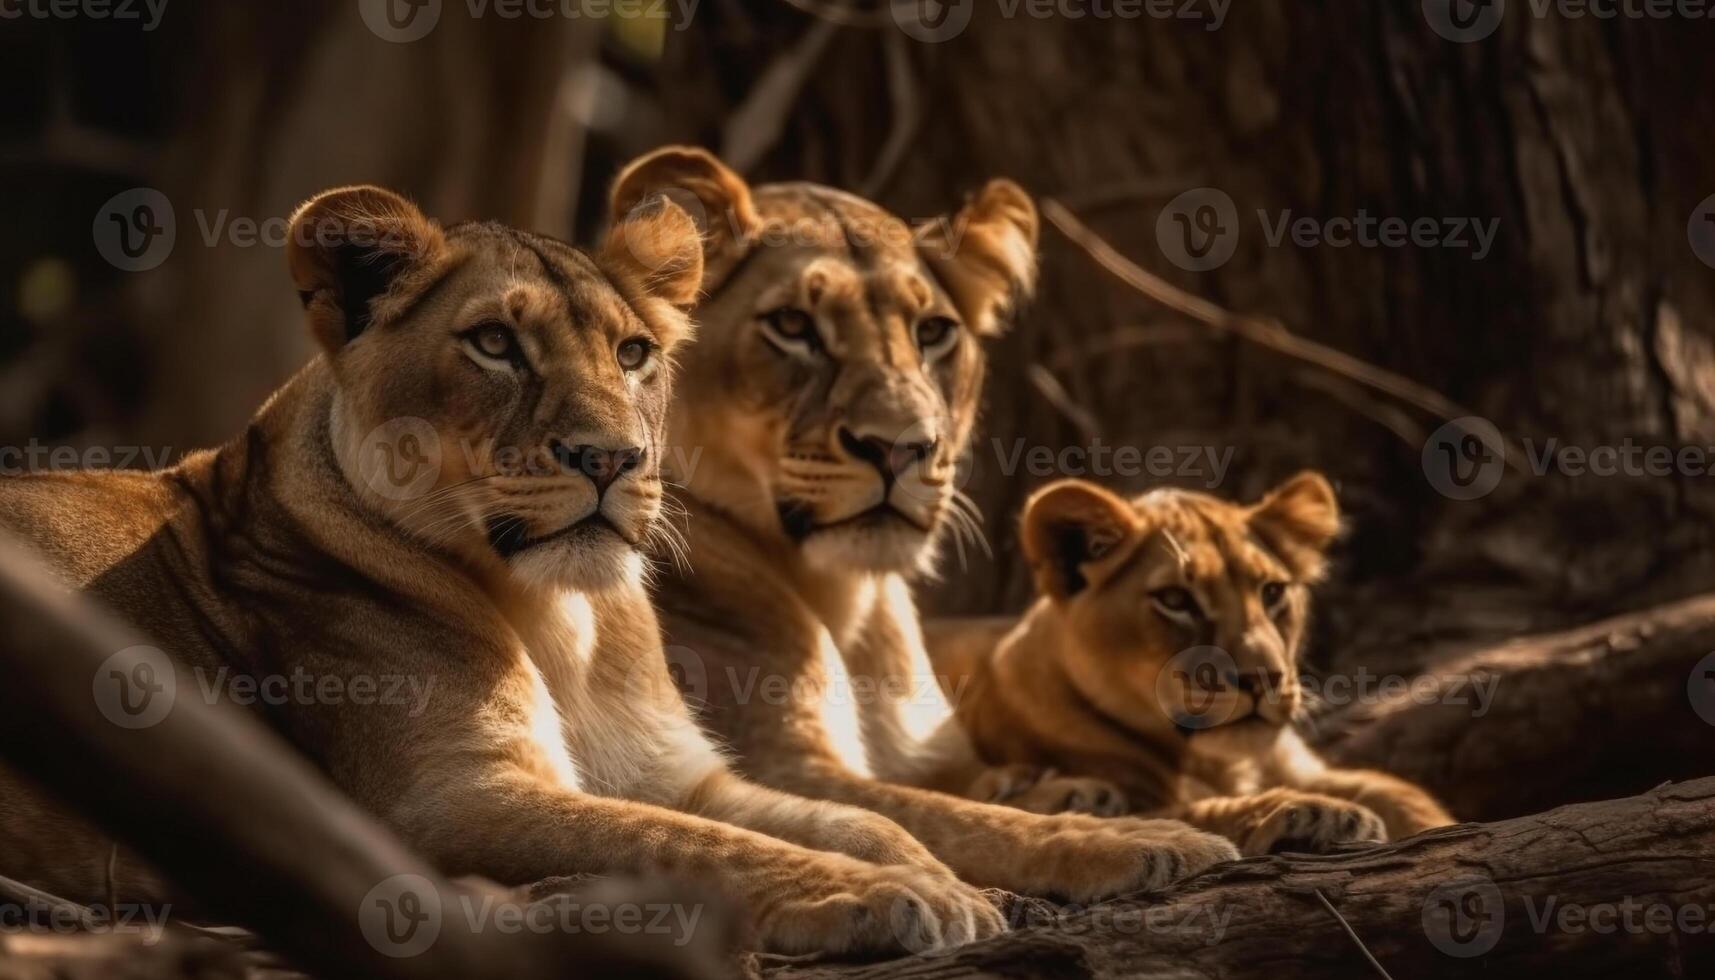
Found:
<box><xmin>0</xmin><ymin>186</ymin><xmax>1005</xmax><ymax>955</ymax></box>
<box><xmin>929</xmin><ymin>473</ymin><xmax>1456</xmax><ymax>854</ymax></box>
<box><xmin>613</xmin><ymin>147</ymin><xmax>1239</xmax><ymax>902</ymax></box>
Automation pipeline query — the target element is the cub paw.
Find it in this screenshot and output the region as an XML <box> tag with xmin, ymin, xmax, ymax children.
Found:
<box><xmin>757</xmin><ymin>860</ymin><xmax>1006</xmax><ymax>956</ymax></box>
<box><xmin>1018</xmin><ymin>816</ymin><xmax>1238</xmax><ymax>903</ymax></box>
<box><xmin>969</xmin><ymin>765</ymin><xmax>1128</xmax><ymax>816</ymax></box>
<box><xmin>1240</xmin><ymin>791</ymin><xmax>1387</xmax><ymax>856</ymax></box>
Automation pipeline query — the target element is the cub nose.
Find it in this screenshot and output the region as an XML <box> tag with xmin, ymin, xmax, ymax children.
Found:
<box><xmin>836</xmin><ymin>426</ymin><xmax>939</xmax><ymax>481</ymax></box>
<box><xmin>551</xmin><ymin>441</ymin><xmax>644</xmax><ymax>496</ymax></box>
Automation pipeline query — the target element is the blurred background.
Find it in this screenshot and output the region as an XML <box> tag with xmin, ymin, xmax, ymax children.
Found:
<box><xmin>6</xmin><ymin>0</ymin><xmax>1715</xmax><ymax>724</ymax></box>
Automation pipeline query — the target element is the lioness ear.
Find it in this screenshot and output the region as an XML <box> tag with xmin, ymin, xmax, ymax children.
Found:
<box><xmin>610</xmin><ymin>146</ymin><xmax>758</xmax><ymax>289</ymax></box>
<box><xmin>1249</xmin><ymin>471</ymin><xmax>1341</xmax><ymax>581</ymax></box>
<box><xmin>917</xmin><ymin>179</ymin><xmax>1039</xmax><ymax>337</ymax></box>
<box><xmin>598</xmin><ymin>195</ymin><xmax>704</xmax><ymax>349</ymax></box>
<box><xmin>287</xmin><ymin>186</ymin><xmax>446</xmax><ymax>355</ymax></box>
<box><xmin>1022</xmin><ymin>479</ymin><xmax>1139</xmax><ymax>602</ymax></box>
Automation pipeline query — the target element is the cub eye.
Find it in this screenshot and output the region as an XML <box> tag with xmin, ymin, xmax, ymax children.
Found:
<box><xmin>617</xmin><ymin>337</ymin><xmax>654</xmax><ymax>372</ymax></box>
<box><xmin>760</xmin><ymin>307</ymin><xmax>820</xmax><ymax>354</ymax></box>
<box><xmin>465</xmin><ymin>322</ymin><xmax>521</xmax><ymax>364</ymax></box>
<box><xmin>914</xmin><ymin>316</ymin><xmax>960</xmax><ymax>356</ymax></box>
<box><xmin>1261</xmin><ymin>581</ymin><xmax>1288</xmax><ymax>610</ymax></box>
<box><xmin>1151</xmin><ymin>586</ymin><xmax>1201</xmax><ymax>619</ymax></box>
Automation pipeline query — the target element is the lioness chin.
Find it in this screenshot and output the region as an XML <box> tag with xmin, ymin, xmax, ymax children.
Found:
<box><xmin>613</xmin><ymin>146</ymin><xmax>1239</xmax><ymax>903</ymax></box>
<box><xmin>928</xmin><ymin>473</ymin><xmax>1456</xmax><ymax>855</ymax></box>
<box><xmin>0</xmin><ymin>185</ymin><xmax>1005</xmax><ymax>955</ymax></box>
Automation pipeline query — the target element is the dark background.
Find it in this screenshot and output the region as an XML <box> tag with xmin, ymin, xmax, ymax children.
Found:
<box><xmin>7</xmin><ymin>0</ymin><xmax>1715</xmax><ymax>695</ymax></box>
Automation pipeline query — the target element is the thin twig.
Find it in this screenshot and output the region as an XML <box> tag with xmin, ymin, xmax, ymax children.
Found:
<box><xmin>861</xmin><ymin>31</ymin><xmax>923</xmax><ymax>198</ymax></box>
<box><xmin>1040</xmin><ymin>198</ymin><xmax>1528</xmax><ymax>472</ymax></box>
<box><xmin>1313</xmin><ymin>887</ymin><xmax>1396</xmax><ymax>980</ymax></box>
<box><xmin>722</xmin><ymin>17</ymin><xmax>843</xmax><ymax>173</ymax></box>
<box><xmin>1026</xmin><ymin>364</ymin><xmax>1103</xmax><ymax>440</ymax></box>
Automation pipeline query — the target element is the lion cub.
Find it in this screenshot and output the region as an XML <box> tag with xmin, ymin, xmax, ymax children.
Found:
<box><xmin>931</xmin><ymin>472</ymin><xmax>1453</xmax><ymax>854</ymax></box>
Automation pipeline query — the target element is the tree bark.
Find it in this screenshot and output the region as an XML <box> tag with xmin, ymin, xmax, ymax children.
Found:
<box><xmin>764</xmin><ymin>778</ymin><xmax>1715</xmax><ymax>980</ymax></box>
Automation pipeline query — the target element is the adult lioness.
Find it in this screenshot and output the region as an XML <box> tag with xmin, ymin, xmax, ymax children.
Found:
<box><xmin>931</xmin><ymin>474</ymin><xmax>1455</xmax><ymax>854</ymax></box>
<box><xmin>611</xmin><ymin>147</ymin><xmax>1237</xmax><ymax>901</ymax></box>
<box><xmin>0</xmin><ymin>186</ymin><xmax>1004</xmax><ymax>954</ymax></box>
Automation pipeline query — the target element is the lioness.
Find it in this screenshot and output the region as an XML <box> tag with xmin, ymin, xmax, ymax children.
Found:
<box><xmin>0</xmin><ymin>185</ymin><xmax>1006</xmax><ymax>954</ymax></box>
<box><xmin>929</xmin><ymin>473</ymin><xmax>1455</xmax><ymax>854</ymax></box>
<box><xmin>611</xmin><ymin>147</ymin><xmax>1238</xmax><ymax>901</ymax></box>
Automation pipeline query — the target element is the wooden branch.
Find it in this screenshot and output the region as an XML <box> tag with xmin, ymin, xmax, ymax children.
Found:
<box><xmin>1314</xmin><ymin>591</ymin><xmax>1715</xmax><ymax>822</ymax></box>
<box><xmin>0</xmin><ymin>537</ymin><xmax>725</xmax><ymax>980</ymax></box>
<box><xmin>765</xmin><ymin>778</ymin><xmax>1715</xmax><ymax>980</ymax></box>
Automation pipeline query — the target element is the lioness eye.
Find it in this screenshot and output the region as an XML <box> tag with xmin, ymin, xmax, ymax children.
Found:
<box><xmin>1261</xmin><ymin>581</ymin><xmax>1288</xmax><ymax>609</ymax></box>
<box><xmin>915</xmin><ymin>316</ymin><xmax>959</xmax><ymax>353</ymax></box>
<box><xmin>1151</xmin><ymin>586</ymin><xmax>1200</xmax><ymax>618</ymax></box>
<box><xmin>617</xmin><ymin>337</ymin><xmax>653</xmax><ymax>372</ymax></box>
<box><xmin>468</xmin><ymin>322</ymin><xmax>519</xmax><ymax>361</ymax></box>
<box><xmin>760</xmin><ymin>307</ymin><xmax>820</xmax><ymax>353</ymax></box>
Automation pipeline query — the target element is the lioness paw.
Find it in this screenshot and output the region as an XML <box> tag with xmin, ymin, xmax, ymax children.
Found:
<box><xmin>1024</xmin><ymin>817</ymin><xmax>1237</xmax><ymax>902</ymax></box>
<box><xmin>757</xmin><ymin>862</ymin><xmax>1005</xmax><ymax>956</ymax></box>
<box><xmin>969</xmin><ymin>765</ymin><xmax>1129</xmax><ymax>816</ymax></box>
<box><xmin>1242</xmin><ymin>793</ymin><xmax>1387</xmax><ymax>856</ymax></box>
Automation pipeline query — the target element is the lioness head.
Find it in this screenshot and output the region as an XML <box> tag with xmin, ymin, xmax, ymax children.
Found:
<box><xmin>1019</xmin><ymin>473</ymin><xmax>1340</xmax><ymax>756</ymax></box>
<box><xmin>608</xmin><ymin>148</ymin><xmax>1037</xmax><ymax>574</ymax></box>
<box><xmin>287</xmin><ymin>185</ymin><xmax>703</xmax><ymax>592</ymax></box>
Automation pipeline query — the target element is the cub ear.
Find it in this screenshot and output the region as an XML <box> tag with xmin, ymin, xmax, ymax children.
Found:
<box><xmin>917</xmin><ymin>179</ymin><xmax>1039</xmax><ymax>337</ymax></box>
<box><xmin>609</xmin><ymin>146</ymin><xmax>758</xmax><ymax>288</ymax></box>
<box><xmin>1249</xmin><ymin>471</ymin><xmax>1341</xmax><ymax>580</ymax></box>
<box><xmin>287</xmin><ymin>186</ymin><xmax>446</xmax><ymax>355</ymax></box>
<box><xmin>598</xmin><ymin>195</ymin><xmax>704</xmax><ymax>350</ymax></box>
<box><xmin>1021</xmin><ymin>479</ymin><xmax>1139</xmax><ymax>602</ymax></box>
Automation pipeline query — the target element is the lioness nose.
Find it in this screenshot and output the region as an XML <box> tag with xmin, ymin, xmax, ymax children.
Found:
<box><xmin>552</xmin><ymin>442</ymin><xmax>644</xmax><ymax>496</ymax></box>
<box><xmin>837</xmin><ymin>427</ymin><xmax>939</xmax><ymax>480</ymax></box>
<box><xmin>1225</xmin><ymin>668</ymin><xmax>1284</xmax><ymax>697</ymax></box>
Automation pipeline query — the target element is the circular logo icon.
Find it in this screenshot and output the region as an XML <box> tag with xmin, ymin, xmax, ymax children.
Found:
<box><xmin>1689</xmin><ymin>652</ymin><xmax>1715</xmax><ymax>726</ymax></box>
<box><xmin>93</xmin><ymin>188</ymin><xmax>176</xmax><ymax>272</ymax></box>
<box><xmin>93</xmin><ymin>645</ymin><xmax>177</xmax><ymax>730</ymax></box>
<box><xmin>661</xmin><ymin>644</ymin><xmax>711</xmax><ymax>708</ymax></box>
<box><xmin>359</xmin><ymin>0</ymin><xmax>442</xmax><ymax>43</ymax></box>
<box><xmin>1154</xmin><ymin>645</ymin><xmax>1242</xmax><ymax>731</ymax></box>
<box><xmin>1156</xmin><ymin>188</ymin><xmax>1239</xmax><ymax>273</ymax></box>
<box><xmin>885</xmin><ymin>415</ymin><xmax>963</xmax><ymax>509</ymax></box>
<box><xmin>360</xmin><ymin>874</ymin><xmax>443</xmax><ymax>958</ymax></box>
<box><xmin>1422</xmin><ymin>876</ymin><xmax>1504</xmax><ymax>957</ymax></box>
<box><xmin>891</xmin><ymin>0</ymin><xmax>973</xmax><ymax>43</ymax></box>
<box><xmin>1423</xmin><ymin>0</ymin><xmax>1505</xmax><ymax>42</ymax></box>
<box><xmin>355</xmin><ymin>417</ymin><xmax>443</xmax><ymax>501</ymax></box>
<box><xmin>1422</xmin><ymin>416</ymin><xmax>1505</xmax><ymax>501</ymax></box>
<box><xmin>1688</xmin><ymin>194</ymin><xmax>1715</xmax><ymax>270</ymax></box>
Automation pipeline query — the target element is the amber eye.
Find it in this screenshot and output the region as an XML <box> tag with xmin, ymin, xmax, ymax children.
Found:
<box><xmin>760</xmin><ymin>307</ymin><xmax>820</xmax><ymax>354</ymax></box>
<box><xmin>466</xmin><ymin>322</ymin><xmax>520</xmax><ymax>363</ymax></box>
<box><xmin>1151</xmin><ymin>586</ymin><xmax>1201</xmax><ymax>619</ymax></box>
<box><xmin>1261</xmin><ymin>581</ymin><xmax>1288</xmax><ymax>610</ymax></box>
<box><xmin>617</xmin><ymin>337</ymin><xmax>654</xmax><ymax>372</ymax></box>
<box><xmin>915</xmin><ymin>316</ymin><xmax>960</xmax><ymax>354</ymax></box>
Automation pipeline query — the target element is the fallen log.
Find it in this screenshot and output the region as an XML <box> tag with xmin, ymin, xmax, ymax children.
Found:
<box><xmin>765</xmin><ymin>778</ymin><xmax>1715</xmax><ymax>980</ymax></box>
<box><xmin>1315</xmin><ymin>592</ymin><xmax>1715</xmax><ymax>820</ymax></box>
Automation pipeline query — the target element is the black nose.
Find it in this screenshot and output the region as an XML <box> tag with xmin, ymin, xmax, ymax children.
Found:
<box><xmin>836</xmin><ymin>427</ymin><xmax>939</xmax><ymax>481</ymax></box>
<box><xmin>551</xmin><ymin>442</ymin><xmax>644</xmax><ymax>496</ymax></box>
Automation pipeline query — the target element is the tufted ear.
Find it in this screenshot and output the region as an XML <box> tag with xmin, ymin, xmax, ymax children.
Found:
<box><xmin>610</xmin><ymin>146</ymin><xmax>759</xmax><ymax>289</ymax></box>
<box><xmin>1249</xmin><ymin>471</ymin><xmax>1341</xmax><ymax>581</ymax></box>
<box><xmin>917</xmin><ymin>179</ymin><xmax>1039</xmax><ymax>337</ymax></box>
<box><xmin>598</xmin><ymin>194</ymin><xmax>704</xmax><ymax>350</ymax></box>
<box><xmin>287</xmin><ymin>186</ymin><xmax>446</xmax><ymax>355</ymax></box>
<box><xmin>1021</xmin><ymin>479</ymin><xmax>1140</xmax><ymax>602</ymax></box>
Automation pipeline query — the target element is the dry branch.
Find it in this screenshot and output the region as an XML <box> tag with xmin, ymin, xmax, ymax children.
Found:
<box><xmin>765</xmin><ymin>779</ymin><xmax>1715</xmax><ymax>980</ymax></box>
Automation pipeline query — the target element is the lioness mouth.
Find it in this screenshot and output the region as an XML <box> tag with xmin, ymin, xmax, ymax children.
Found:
<box><xmin>486</xmin><ymin>513</ymin><xmax>630</xmax><ymax>558</ymax></box>
<box><xmin>777</xmin><ymin>501</ymin><xmax>932</xmax><ymax>540</ymax></box>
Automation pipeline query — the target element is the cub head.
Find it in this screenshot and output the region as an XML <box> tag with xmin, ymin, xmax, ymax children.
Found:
<box><xmin>608</xmin><ymin>147</ymin><xmax>1037</xmax><ymax>574</ymax></box>
<box><xmin>1020</xmin><ymin>472</ymin><xmax>1341</xmax><ymax>756</ymax></box>
<box><xmin>287</xmin><ymin>185</ymin><xmax>702</xmax><ymax>593</ymax></box>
